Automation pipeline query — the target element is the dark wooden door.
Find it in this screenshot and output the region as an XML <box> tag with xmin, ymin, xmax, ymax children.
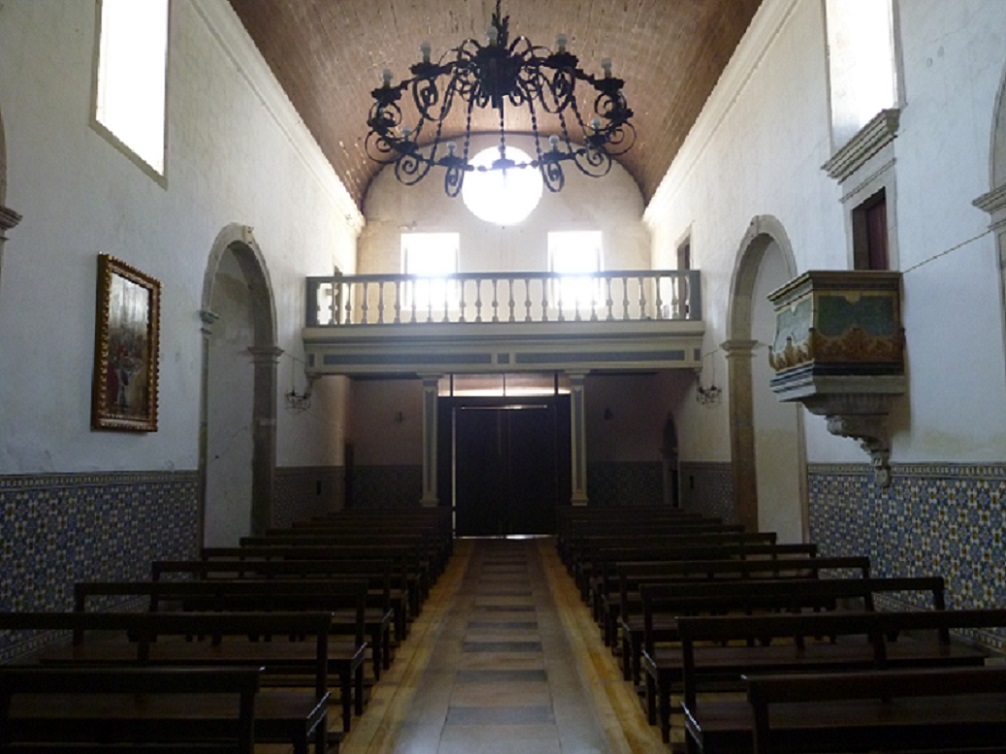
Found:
<box><xmin>447</xmin><ymin>399</ymin><xmax>566</xmax><ymax>536</ymax></box>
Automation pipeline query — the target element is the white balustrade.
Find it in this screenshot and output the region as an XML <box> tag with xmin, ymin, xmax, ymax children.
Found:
<box><xmin>306</xmin><ymin>270</ymin><xmax>701</xmax><ymax>327</ymax></box>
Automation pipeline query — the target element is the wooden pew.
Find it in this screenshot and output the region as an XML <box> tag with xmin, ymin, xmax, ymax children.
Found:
<box><xmin>556</xmin><ymin>508</ymin><xmax>716</xmax><ymax>565</ymax></box>
<box><xmin>0</xmin><ymin>611</ymin><xmax>336</xmax><ymax>753</ymax></box>
<box><xmin>569</xmin><ymin>527</ymin><xmax>763</xmax><ymax>586</ymax></box>
<box><xmin>301</xmin><ymin>507</ymin><xmax>453</xmax><ymax>559</ymax></box>
<box><xmin>745</xmin><ymin>665</ymin><xmax>1006</xmax><ymax>754</ymax></box>
<box><xmin>0</xmin><ymin>665</ymin><xmax>261</xmax><ymax>754</ymax></box>
<box><xmin>615</xmin><ymin>555</ymin><xmax>872</xmax><ymax>685</ymax></box>
<box><xmin>640</xmin><ymin>576</ymin><xmax>952</xmax><ymax>743</ymax></box>
<box><xmin>235</xmin><ymin>537</ymin><xmax>434</xmax><ymax>612</ymax></box>
<box><xmin>199</xmin><ymin>547</ymin><xmax>416</xmax><ymax>639</ymax></box>
<box><xmin>150</xmin><ymin>559</ymin><xmax>396</xmax><ymax>676</ymax></box>
<box><xmin>677</xmin><ymin>608</ymin><xmax>1006</xmax><ymax>754</ymax></box>
<box><xmin>256</xmin><ymin>528</ymin><xmax>450</xmax><ymax>581</ymax></box>
<box><xmin>582</xmin><ymin>541</ymin><xmax>816</xmax><ymax>624</ymax></box>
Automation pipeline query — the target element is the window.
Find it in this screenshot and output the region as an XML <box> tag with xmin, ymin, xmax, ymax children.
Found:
<box><xmin>461</xmin><ymin>146</ymin><xmax>543</xmax><ymax>225</ymax></box>
<box><xmin>438</xmin><ymin>373</ymin><xmax>570</xmax><ymax>397</ymax></box>
<box><xmin>548</xmin><ymin>231</ymin><xmax>602</xmax><ymax>314</ymax></box>
<box><xmin>852</xmin><ymin>190</ymin><xmax>889</xmax><ymax>270</ymax></box>
<box><xmin>825</xmin><ymin>0</ymin><xmax>898</xmax><ymax>148</ymax></box>
<box><xmin>401</xmin><ymin>232</ymin><xmax>459</xmax><ymax>316</ymax></box>
<box><xmin>94</xmin><ymin>0</ymin><xmax>170</xmax><ymax>176</ymax></box>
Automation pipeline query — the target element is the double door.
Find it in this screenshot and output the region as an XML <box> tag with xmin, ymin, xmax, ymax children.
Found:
<box><xmin>438</xmin><ymin>397</ymin><xmax>570</xmax><ymax>536</ymax></box>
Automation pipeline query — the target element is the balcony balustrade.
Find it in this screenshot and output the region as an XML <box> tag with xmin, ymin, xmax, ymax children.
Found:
<box><xmin>302</xmin><ymin>270</ymin><xmax>704</xmax><ymax>377</ymax></box>
<box><xmin>306</xmin><ymin>269</ymin><xmax>701</xmax><ymax>327</ymax></box>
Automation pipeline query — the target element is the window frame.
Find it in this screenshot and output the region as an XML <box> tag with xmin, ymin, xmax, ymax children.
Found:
<box><xmin>91</xmin><ymin>0</ymin><xmax>171</xmax><ymax>184</ymax></box>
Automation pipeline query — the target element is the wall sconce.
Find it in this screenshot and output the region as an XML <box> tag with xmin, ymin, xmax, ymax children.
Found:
<box><xmin>695</xmin><ymin>350</ymin><xmax>722</xmax><ymax>407</ymax></box>
<box><xmin>696</xmin><ymin>383</ymin><xmax>722</xmax><ymax>406</ymax></box>
<box><xmin>284</xmin><ymin>355</ymin><xmax>313</xmax><ymax>412</ymax></box>
<box><xmin>285</xmin><ymin>386</ymin><xmax>312</xmax><ymax>412</ymax></box>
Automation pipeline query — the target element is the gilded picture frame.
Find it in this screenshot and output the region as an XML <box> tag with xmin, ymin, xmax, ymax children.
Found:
<box><xmin>91</xmin><ymin>254</ymin><xmax>161</xmax><ymax>431</ymax></box>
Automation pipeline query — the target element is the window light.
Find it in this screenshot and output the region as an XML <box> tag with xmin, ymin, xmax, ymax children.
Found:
<box><xmin>549</xmin><ymin>230</ymin><xmax>603</xmax><ymax>312</ymax></box>
<box><xmin>461</xmin><ymin>147</ymin><xmax>543</xmax><ymax>225</ymax></box>
<box><xmin>95</xmin><ymin>0</ymin><xmax>170</xmax><ymax>175</ymax></box>
<box><xmin>401</xmin><ymin>232</ymin><xmax>460</xmax><ymax>314</ymax></box>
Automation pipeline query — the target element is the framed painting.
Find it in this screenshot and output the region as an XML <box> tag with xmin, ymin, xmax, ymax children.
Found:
<box><xmin>91</xmin><ymin>254</ymin><xmax>160</xmax><ymax>431</ymax></box>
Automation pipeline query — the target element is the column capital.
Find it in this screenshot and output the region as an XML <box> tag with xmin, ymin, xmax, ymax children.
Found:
<box><xmin>721</xmin><ymin>339</ymin><xmax>759</xmax><ymax>358</ymax></box>
<box><xmin>248</xmin><ymin>345</ymin><xmax>284</xmax><ymax>364</ymax></box>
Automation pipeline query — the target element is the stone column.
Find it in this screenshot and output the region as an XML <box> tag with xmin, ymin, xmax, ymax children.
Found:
<box><xmin>722</xmin><ymin>339</ymin><xmax>758</xmax><ymax>531</ymax></box>
<box><xmin>248</xmin><ymin>345</ymin><xmax>283</xmax><ymax>534</ymax></box>
<box><xmin>196</xmin><ymin>309</ymin><xmax>220</xmax><ymax>546</ymax></box>
<box><xmin>420</xmin><ymin>374</ymin><xmax>441</xmax><ymax>506</ymax></box>
<box><xmin>568</xmin><ymin>371</ymin><xmax>589</xmax><ymax>505</ymax></box>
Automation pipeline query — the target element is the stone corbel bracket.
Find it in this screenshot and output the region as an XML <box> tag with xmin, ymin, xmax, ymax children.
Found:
<box><xmin>0</xmin><ymin>204</ymin><xmax>22</xmax><ymax>244</ymax></box>
<box><xmin>803</xmin><ymin>393</ymin><xmax>896</xmax><ymax>486</ymax></box>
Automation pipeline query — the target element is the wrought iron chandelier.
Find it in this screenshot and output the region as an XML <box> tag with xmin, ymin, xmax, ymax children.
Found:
<box><xmin>365</xmin><ymin>0</ymin><xmax>635</xmax><ymax>196</ymax></box>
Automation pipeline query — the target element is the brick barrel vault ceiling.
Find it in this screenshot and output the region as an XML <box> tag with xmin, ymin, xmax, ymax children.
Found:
<box><xmin>227</xmin><ymin>0</ymin><xmax>762</xmax><ymax>209</ymax></box>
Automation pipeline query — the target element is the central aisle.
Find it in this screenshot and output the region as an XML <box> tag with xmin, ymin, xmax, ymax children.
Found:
<box><xmin>341</xmin><ymin>536</ymin><xmax>663</xmax><ymax>754</ymax></box>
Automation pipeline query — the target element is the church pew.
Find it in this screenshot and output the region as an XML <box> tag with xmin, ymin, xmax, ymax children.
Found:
<box><xmin>745</xmin><ymin>665</ymin><xmax>1006</xmax><ymax>754</ymax></box>
<box><xmin>639</xmin><ymin>579</ymin><xmax>945</xmax><ymax>743</ymax></box>
<box><xmin>0</xmin><ymin>611</ymin><xmax>337</xmax><ymax>753</ymax></box>
<box><xmin>580</xmin><ymin>539</ymin><xmax>812</xmax><ymax>617</ymax></box>
<box><xmin>0</xmin><ymin>665</ymin><xmax>261</xmax><ymax>754</ymax></box>
<box><xmin>676</xmin><ymin>608</ymin><xmax>1005</xmax><ymax>754</ymax></box>
<box><xmin>615</xmin><ymin>555</ymin><xmax>872</xmax><ymax>685</ymax></box>
<box><xmin>258</xmin><ymin>527</ymin><xmax>450</xmax><ymax>580</ymax></box>
<box><xmin>556</xmin><ymin>508</ymin><xmax>714</xmax><ymax>564</ymax></box>
<box><xmin>567</xmin><ymin>526</ymin><xmax>759</xmax><ymax>584</ymax></box>
<box><xmin>149</xmin><ymin>559</ymin><xmax>396</xmax><ymax>675</ymax></box>
<box><xmin>237</xmin><ymin>535</ymin><xmax>436</xmax><ymax>608</ymax></box>
<box><xmin>199</xmin><ymin>547</ymin><xmax>416</xmax><ymax>639</ymax></box>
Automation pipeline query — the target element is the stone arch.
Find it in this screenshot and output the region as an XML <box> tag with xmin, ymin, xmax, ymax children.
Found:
<box><xmin>724</xmin><ymin>215</ymin><xmax>807</xmax><ymax>539</ymax></box>
<box><xmin>199</xmin><ymin>224</ymin><xmax>280</xmax><ymax>544</ymax></box>
<box><xmin>979</xmin><ymin>60</ymin><xmax>1006</xmax><ymax>391</ymax></box>
<box><xmin>1</xmin><ymin>106</ymin><xmax>7</xmax><ymax>206</ymax></box>
<box><xmin>991</xmin><ymin>62</ymin><xmax>1006</xmax><ymax>189</ymax></box>
<box><xmin>0</xmin><ymin>104</ymin><xmax>24</xmax><ymax>288</ymax></box>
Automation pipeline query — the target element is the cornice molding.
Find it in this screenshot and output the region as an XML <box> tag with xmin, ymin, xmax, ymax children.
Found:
<box><xmin>0</xmin><ymin>204</ymin><xmax>22</xmax><ymax>234</ymax></box>
<box><xmin>822</xmin><ymin>109</ymin><xmax>901</xmax><ymax>182</ymax></box>
<box><xmin>190</xmin><ymin>0</ymin><xmax>364</xmax><ymax>235</ymax></box>
<box><xmin>644</xmin><ymin>0</ymin><xmax>802</xmax><ymax>223</ymax></box>
<box><xmin>973</xmin><ymin>183</ymin><xmax>1006</xmax><ymax>229</ymax></box>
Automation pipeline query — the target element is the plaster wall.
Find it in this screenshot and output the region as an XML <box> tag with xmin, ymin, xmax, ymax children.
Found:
<box><xmin>646</xmin><ymin>0</ymin><xmax>841</xmax><ymax>464</ymax></box>
<box><xmin>750</xmin><ymin>244</ymin><xmax>802</xmax><ymax>542</ymax></box>
<box><xmin>645</xmin><ymin>0</ymin><xmax>1006</xmax><ymax>467</ymax></box>
<box><xmin>359</xmin><ymin>133</ymin><xmax>649</xmax><ymax>275</ymax></box>
<box><xmin>205</xmin><ymin>249</ymin><xmax>254</xmax><ymax>546</ymax></box>
<box><xmin>884</xmin><ymin>0</ymin><xmax>1006</xmax><ymax>461</ymax></box>
<box><xmin>584</xmin><ymin>374</ymin><xmax>667</xmax><ymax>463</ymax></box>
<box><xmin>0</xmin><ymin>0</ymin><xmax>359</xmax><ymax>475</ymax></box>
<box><xmin>348</xmin><ymin>379</ymin><xmax>424</xmax><ymax>466</ymax></box>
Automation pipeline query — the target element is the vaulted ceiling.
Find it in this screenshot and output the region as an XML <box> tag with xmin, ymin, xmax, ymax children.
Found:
<box><xmin>227</xmin><ymin>0</ymin><xmax>762</xmax><ymax>210</ymax></box>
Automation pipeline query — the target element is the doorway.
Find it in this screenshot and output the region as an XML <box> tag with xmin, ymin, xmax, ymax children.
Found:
<box><xmin>439</xmin><ymin>396</ymin><xmax>570</xmax><ymax>536</ymax></box>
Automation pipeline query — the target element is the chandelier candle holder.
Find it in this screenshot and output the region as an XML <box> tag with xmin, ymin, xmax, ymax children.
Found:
<box><xmin>366</xmin><ymin>0</ymin><xmax>635</xmax><ymax>196</ymax></box>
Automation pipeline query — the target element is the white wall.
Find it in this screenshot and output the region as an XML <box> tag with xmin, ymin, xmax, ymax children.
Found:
<box><xmin>348</xmin><ymin>379</ymin><xmax>423</xmax><ymax>466</ymax></box>
<box><xmin>0</xmin><ymin>0</ymin><xmax>360</xmax><ymax>475</ymax></box>
<box><xmin>645</xmin><ymin>0</ymin><xmax>1006</xmax><ymax>468</ymax></box>
<box><xmin>359</xmin><ymin>133</ymin><xmax>649</xmax><ymax>275</ymax></box>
